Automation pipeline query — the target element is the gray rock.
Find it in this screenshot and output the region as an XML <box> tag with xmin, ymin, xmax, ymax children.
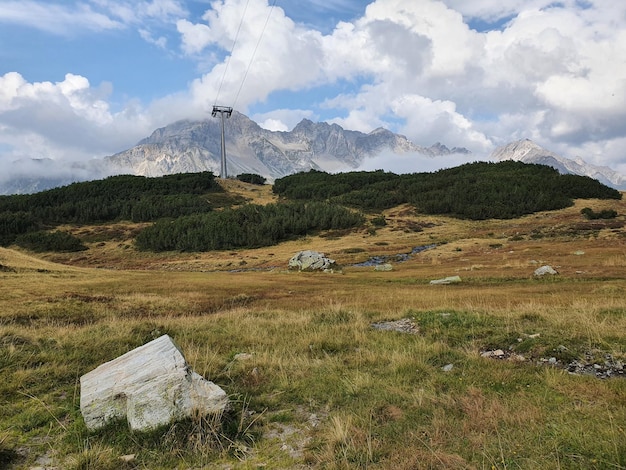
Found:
<box><xmin>288</xmin><ymin>250</ymin><xmax>338</xmax><ymax>272</ymax></box>
<box><xmin>80</xmin><ymin>335</ymin><xmax>228</xmax><ymax>431</ymax></box>
<box><xmin>371</xmin><ymin>318</ymin><xmax>418</xmax><ymax>334</ymax></box>
<box><xmin>481</xmin><ymin>349</ymin><xmax>505</xmax><ymax>358</ymax></box>
<box><xmin>374</xmin><ymin>263</ymin><xmax>393</xmax><ymax>272</ymax></box>
<box><xmin>534</xmin><ymin>265</ymin><xmax>558</xmax><ymax>277</ymax></box>
<box><xmin>430</xmin><ymin>275</ymin><xmax>462</xmax><ymax>285</ymax></box>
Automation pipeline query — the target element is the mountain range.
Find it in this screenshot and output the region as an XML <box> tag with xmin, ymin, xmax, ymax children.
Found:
<box><xmin>0</xmin><ymin>112</ymin><xmax>624</xmax><ymax>194</ymax></box>
<box><xmin>105</xmin><ymin>111</ymin><xmax>470</xmax><ymax>180</ymax></box>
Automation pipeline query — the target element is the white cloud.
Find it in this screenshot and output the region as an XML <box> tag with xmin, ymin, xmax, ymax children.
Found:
<box><xmin>177</xmin><ymin>19</ymin><xmax>213</xmax><ymax>55</ymax></box>
<box><xmin>252</xmin><ymin>108</ymin><xmax>316</xmax><ymax>131</ymax></box>
<box><xmin>1</xmin><ymin>0</ymin><xmax>626</xmax><ymax>180</ymax></box>
<box><xmin>0</xmin><ymin>72</ymin><xmax>161</xmax><ymax>160</ymax></box>
<box><xmin>0</xmin><ymin>1</ymin><xmax>124</xmax><ymax>34</ymax></box>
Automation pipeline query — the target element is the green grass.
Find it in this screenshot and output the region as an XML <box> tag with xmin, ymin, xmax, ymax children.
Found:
<box><xmin>1</xmin><ymin>193</ymin><xmax>625</xmax><ymax>469</ymax></box>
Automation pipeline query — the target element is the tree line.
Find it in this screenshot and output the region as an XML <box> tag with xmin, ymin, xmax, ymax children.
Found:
<box><xmin>273</xmin><ymin>162</ymin><xmax>622</xmax><ymax>219</ymax></box>
<box><xmin>135</xmin><ymin>201</ymin><xmax>364</xmax><ymax>251</ymax></box>
<box><xmin>0</xmin><ymin>172</ymin><xmax>224</xmax><ymax>247</ymax></box>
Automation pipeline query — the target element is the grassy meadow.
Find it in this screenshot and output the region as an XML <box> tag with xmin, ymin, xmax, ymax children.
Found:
<box><xmin>1</xmin><ymin>181</ymin><xmax>625</xmax><ymax>469</ymax></box>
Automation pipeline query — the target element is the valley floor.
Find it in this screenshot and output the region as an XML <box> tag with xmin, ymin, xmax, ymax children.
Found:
<box><xmin>0</xmin><ymin>190</ymin><xmax>625</xmax><ymax>469</ymax></box>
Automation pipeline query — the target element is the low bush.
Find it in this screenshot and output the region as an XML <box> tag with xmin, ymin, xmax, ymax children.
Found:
<box><xmin>581</xmin><ymin>207</ymin><xmax>618</xmax><ymax>219</ymax></box>
<box><xmin>15</xmin><ymin>231</ymin><xmax>87</xmax><ymax>252</ymax></box>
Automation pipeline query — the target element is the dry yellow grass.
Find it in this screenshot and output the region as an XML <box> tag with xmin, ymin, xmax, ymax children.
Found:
<box><xmin>1</xmin><ymin>191</ymin><xmax>625</xmax><ymax>469</ymax></box>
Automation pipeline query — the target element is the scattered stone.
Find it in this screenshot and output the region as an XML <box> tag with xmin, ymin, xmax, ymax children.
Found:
<box><xmin>566</xmin><ymin>352</ymin><xmax>625</xmax><ymax>379</ymax></box>
<box><xmin>442</xmin><ymin>364</ymin><xmax>454</xmax><ymax>372</ymax></box>
<box><xmin>430</xmin><ymin>275</ymin><xmax>462</xmax><ymax>285</ymax></box>
<box><xmin>233</xmin><ymin>353</ymin><xmax>253</xmax><ymax>361</ymax></box>
<box><xmin>481</xmin><ymin>349</ymin><xmax>506</xmax><ymax>358</ymax></box>
<box><xmin>574</xmin><ymin>250</ymin><xmax>585</xmax><ymax>255</ymax></box>
<box><xmin>120</xmin><ymin>454</ymin><xmax>136</xmax><ymax>463</ymax></box>
<box><xmin>352</xmin><ymin>245</ymin><xmax>436</xmax><ymax>267</ymax></box>
<box><xmin>288</xmin><ymin>250</ymin><xmax>338</xmax><ymax>272</ymax></box>
<box><xmin>80</xmin><ymin>335</ymin><xmax>229</xmax><ymax>431</ymax></box>
<box><xmin>534</xmin><ymin>265</ymin><xmax>558</xmax><ymax>277</ymax></box>
<box><xmin>374</xmin><ymin>263</ymin><xmax>393</xmax><ymax>272</ymax></box>
<box><xmin>371</xmin><ymin>318</ymin><xmax>419</xmax><ymax>334</ymax></box>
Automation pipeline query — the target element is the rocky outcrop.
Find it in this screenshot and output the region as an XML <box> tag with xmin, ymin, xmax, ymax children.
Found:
<box><xmin>80</xmin><ymin>335</ymin><xmax>228</xmax><ymax>431</ymax></box>
<box><xmin>288</xmin><ymin>250</ymin><xmax>338</xmax><ymax>272</ymax></box>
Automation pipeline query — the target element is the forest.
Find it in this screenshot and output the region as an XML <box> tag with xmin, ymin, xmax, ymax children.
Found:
<box><xmin>0</xmin><ymin>162</ymin><xmax>621</xmax><ymax>252</ymax></box>
<box><xmin>273</xmin><ymin>161</ymin><xmax>621</xmax><ymax>218</ymax></box>
<box><xmin>135</xmin><ymin>201</ymin><xmax>364</xmax><ymax>251</ymax></box>
<box><xmin>0</xmin><ymin>172</ymin><xmax>226</xmax><ymax>247</ymax></box>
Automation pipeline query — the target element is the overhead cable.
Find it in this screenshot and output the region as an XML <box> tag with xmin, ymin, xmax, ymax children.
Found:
<box><xmin>214</xmin><ymin>0</ymin><xmax>252</xmax><ymax>106</ymax></box>
<box><xmin>231</xmin><ymin>0</ymin><xmax>278</xmax><ymax>110</ymax></box>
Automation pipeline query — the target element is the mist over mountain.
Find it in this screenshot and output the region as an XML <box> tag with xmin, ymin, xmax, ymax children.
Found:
<box><xmin>491</xmin><ymin>139</ymin><xmax>626</xmax><ymax>190</ymax></box>
<box><xmin>0</xmin><ymin>158</ymin><xmax>117</xmax><ymax>195</ymax></box>
<box><xmin>0</xmin><ymin>112</ymin><xmax>624</xmax><ymax>195</ymax></box>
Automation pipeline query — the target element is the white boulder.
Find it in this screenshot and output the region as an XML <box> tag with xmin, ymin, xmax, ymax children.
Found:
<box><xmin>430</xmin><ymin>275</ymin><xmax>462</xmax><ymax>285</ymax></box>
<box><xmin>534</xmin><ymin>265</ymin><xmax>558</xmax><ymax>277</ymax></box>
<box><xmin>288</xmin><ymin>250</ymin><xmax>337</xmax><ymax>272</ymax></box>
<box><xmin>80</xmin><ymin>335</ymin><xmax>228</xmax><ymax>431</ymax></box>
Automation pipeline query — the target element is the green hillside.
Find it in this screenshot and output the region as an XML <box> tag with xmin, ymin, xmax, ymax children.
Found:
<box><xmin>273</xmin><ymin>161</ymin><xmax>621</xmax><ymax>218</ymax></box>
<box><xmin>0</xmin><ymin>162</ymin><xmax>621</xmax><ymax>253</ymax></box>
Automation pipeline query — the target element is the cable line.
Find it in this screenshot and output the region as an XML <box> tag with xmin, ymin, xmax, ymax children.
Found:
<box><xmin>214</xmin><ymin>0</ymin><xmax>251</xmax><ymax>106</ymax></box>
<box><xmin>231</xmin><ymin>0</ymin><xmax>278</xmax><ymax>110</ymax></box>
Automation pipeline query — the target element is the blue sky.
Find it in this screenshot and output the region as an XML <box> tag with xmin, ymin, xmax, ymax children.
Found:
<box><xmin>0</xmin><ymin>0</ymin><xmax>625</xmax><ymax>178</ymax></box>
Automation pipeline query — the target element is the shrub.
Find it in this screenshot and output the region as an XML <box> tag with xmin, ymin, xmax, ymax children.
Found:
<box><xmin>581</xmin><ymin>207</ymin><xmax>618</xmax><ymax>220</ymax></box>
<box><xmin>236</xmin><ymin>173</ymin><xmax>266</xmax><ymax>185</ymax></box>
<box><xmin>136</xmin><ymin>201</ymin><xmax>365</xmax><ymax>252</ymax></box>
<box><xmin>15</xmin><ymin>231</ymin><xmax>87</xmax><ymax>252</ymax></box>
<box><xmin>371</xmin><ymin>216</ymin><xmax>387</xmax><ymax>227</ymax></box>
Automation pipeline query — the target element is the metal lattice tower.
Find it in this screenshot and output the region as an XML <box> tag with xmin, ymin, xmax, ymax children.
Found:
<box><xmin>211</xmin><ymin>106</ymin><xmax>233</xmax><ymax>178</ymax></box>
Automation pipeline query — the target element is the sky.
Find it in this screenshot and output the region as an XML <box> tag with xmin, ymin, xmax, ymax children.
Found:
<box><xmin>1</xmin><ymin>0</ymin><xmax>625</xmax><ymax>178</ymax></box>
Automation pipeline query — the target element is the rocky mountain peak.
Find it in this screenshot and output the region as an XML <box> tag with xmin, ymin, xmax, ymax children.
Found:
<box><xmin>492</xmin><ymin>139</ymin><xmax>625</xmax><ymax>189</ymax></box>
<box><xmin>104</xmin><ymin>113</ymin><xmax>470</xmax><ymax>182</ymax></box>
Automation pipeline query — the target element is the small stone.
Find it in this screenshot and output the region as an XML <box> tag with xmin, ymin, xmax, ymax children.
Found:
<box><xmin>430</xmin><ymin>275</ymin><xmax>462</xmax><ymax>285</ymax></box>
<box><xmin>548</xmin><ymin>357</ymin><xmax>558</xmax><ymax>364</ymax></box>
<box><xmin>442</xmin><ymin>364</ymin><xmax>454</xmax><ymax>372</ymax></box>
<box><xmin>233</xmin><ymin>353</ymin><xmax>253</xmax><ymax>361</ymax></box>
<box><xmin>120</xmin><ymin>454</ymin><xmax>136</xmax><ymax>463</ymax></box>
<box><xmin>374</xmin><ymin>263</ymin><xmax>393</xmax><ymax>272</ymax></box>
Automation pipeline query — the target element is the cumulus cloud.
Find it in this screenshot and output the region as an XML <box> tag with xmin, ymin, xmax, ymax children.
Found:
<box><xmin>0</xmin><ymin>72</ymin><xmax>163</xmax><ymax>161</ymax></box>
<box><xmin>1</xmin><ymin>0</ymin><xmax>626</xmax><ymax>179</ymax></box>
